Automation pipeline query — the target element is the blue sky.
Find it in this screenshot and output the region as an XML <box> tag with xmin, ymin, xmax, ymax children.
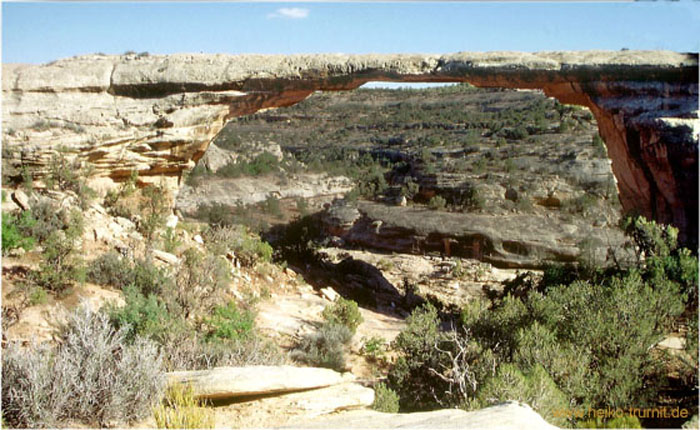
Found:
<box><xmin>2</xmin><ymin>2</ymin><xmax>699</xmax><ymax>64</ymax></box>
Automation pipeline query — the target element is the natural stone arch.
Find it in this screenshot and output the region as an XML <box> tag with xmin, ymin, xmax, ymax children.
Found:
<box><xmin>2</xmin><ymin>51</ymin><xmax>697</xmax><ymax>245</ymax></box>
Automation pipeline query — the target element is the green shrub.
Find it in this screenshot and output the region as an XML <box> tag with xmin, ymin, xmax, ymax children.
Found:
<box><xmin>475</xmin><ymin>363</ymin><xmax>569</xmax><ymax>427</ymax></box>
<box><xmin>171</xmin><ymin>248</ymin><xmax>230</xmax><ymax>318</ymax></box>
<box><xmin>563</xmin><ymin>193</ymin><xmax>598</xmax><ymax>217</ymax></box>
<box><xmin>2</xmin><ymin>305</ymin><xmax>165</xmax><ymax>428</ymax></box>
<box><xmin>185</xmin><ymin>164</ymin><xmax>211</xmax><ymax>187</ymax></box>
<box><xmin>511</xmin><ymin>321</ymin><xmax>590</xmax><ymax>403</ymax></box>
<box><xmin>139</xmin><ymin>184</ymin><xmax>169</xmax><ymax>248</ymax></box>
<box><xmin>362</xmin><ymin>336</ymin><xmax>387</xmax><ymax>359</ymax></box>
<box><xmin>16</xmin><ymin>200</ymin><xmax>67</xmax><ymax>243</ymax></box>
<box><xmin>591</xmin><ymin>134</ymin><xmax>607</xmax><ymax>158</ymax></box>
<box><xmin>577</xmin><ymin>415</ymin><xmax>643</xmax><ymax>429</ymax></box>
<box><xmin>321</xmin><ymin>298</ymin><xmax>363</xmax><ymax>334</ymax></box>
<box><xmin>45</xmin><ymin>154</ymin><xmax>96</xmax><ymax>209</ymax></box>
<box><xmin>202</xmin><ymin>224</ymin><xmax>273</xmax><ymax>266</ymax></box>
<box><xmin>153</xmin><ymin>383</ymin><xmax>214</xmax><ymax>429</ymax></box>
<box><xmin>87</xmin><ymin>251</ymin><xmax>133</xmax><ymax>289</ymax></box>
<box><xmin>427</xmin><ymin>195</ymin><xmax>447</xmax><ymax>210</ymax></box>
<box><xmin>131</xmin><ymin>257</ymin><xmax>172</xmax><ymax>296</ymax></box>
<box><xmin>372</xmin><ymin>383</ymin><xmax>400</xmax><ymax>413</ymax></box>
<box><xmin>262</xmin><ymin>194</ymin><xmax>283</xmax><ymax>218</ymax></box>
<box><xmin>204</xmin><ymin>301</ymin><xmax>255</xmax><ymax>342</ymax></box>
<box><xmin>108</xmin><ymin>284</ymin><xmax>182</xmax><ymax>344</ymax></box>
<box><xmin>291</xmin><ymin>324</ymin><xmax>352</xmax><ymax>371</ymax></box>
<box><xmin>162</xmin><ymin>335</ymin><xmax>287</xmax><ymax>372</ymax></box>
<box><xmin>30</xmin><ymin>210</ymin><xmax>86</xmax><ymax>294</ymax></box>
<box><xmin>1</xmin><ymin>213</ymin><xmax>35</xmax><ymax>254</ymax></box>
<box><xmin>27</xmin><ymin>286</ymin><xmax>48</xmax><ymax>306</ymax></box>
<box><xmin>389</xmin><ymin>304</ymin><xmax>498</xmax><ymax>410</ymax></box>
<box><xmin>216</xmin><ymin>152</ymin><xmax>279</xmax><ymax>178</ymax></box>
<box><xmin>88</xmin><ymin>252</ymin><xmax>171</xmax><ymax>295</ymax></box>
<box><xmin>162</xmin><ymin>227</ymin><xmax>182</xmax><ymax>254</ymax></box>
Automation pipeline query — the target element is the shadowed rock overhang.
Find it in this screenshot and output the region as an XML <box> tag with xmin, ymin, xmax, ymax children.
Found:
<box><xmin>2</xmin><ymin>50</ymin><xmax>698</xmax><ymax>246</ymax></box>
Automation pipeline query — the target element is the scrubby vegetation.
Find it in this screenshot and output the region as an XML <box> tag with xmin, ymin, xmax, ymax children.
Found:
<box><xmin>2</xmin><ymin>305</ymin><xmax>165</xmax><ymax>428</ymax></box>
<box><xmin>372</xmin><ymin>382</ymin><xmax>400</xmax><ymax>413</ymax></box>
<box><xmin>321</xmin><ymin>297</ymin><xmax>364</xmax><ymax>334</ymax></box>
<box><xmin>291</xmin><ymin>298</ymin><xmax>364</xmax><ymax>371</ymax></box>
<box><xmin>153</xmin><ymin>383</ymin><xmax>214</xmax><ymax>429</ymax></box>
<box><xmin>384</xmin><ymin>216</ymin><xmax>698</xmax><ymax>427</ymax></box>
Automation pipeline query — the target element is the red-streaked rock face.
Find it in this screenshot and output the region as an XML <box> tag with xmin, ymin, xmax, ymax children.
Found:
<box><xmin>2</xmin><ymin>51</ymin><xmax>697</xmax><ymax>245</ymax></box>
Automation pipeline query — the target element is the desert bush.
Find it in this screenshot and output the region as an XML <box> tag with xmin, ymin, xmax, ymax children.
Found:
<box><xmin>30</xmin><ymin>210</ymin><xmax>85</xmax><ymax>294</ymax></box>
<box><xmin>184</xmin><ymin>164</ymin><xmax>211</xmax><ymax>187</ymax></box>
<box><xmin>321</xmin><ymin>297</ymin><xmax>364</xmax><ymax>334</ymax></box>
<box><xmin>465</xmin><ymin>270</ymin><xmax>687</xmax><ymax>412</ymax></box>
<box><xmin>591</xmin><ymin>134</ymin><xmax>607</xmax><ymax>158</ymax></box>
<box><xmin>622</xmin><ymin>215</ymin><xmax>678</xmax><ymax>259</ymax></box>
<box><xmin>2</xmin><ymin>212</ymin><xmax>35</xmax><ymax>254</ymax></box>
<box><xmin>577</xmin><ymin>414</ymin><xmax>643</xmax><ymax>429</ymax></box>
<box><xmin>427</xmin><ymin>195</ymin><xmax>447</xmax><ymax>210</ymax></box>
<box><xmin>162</xmin><ymin>335</ymin><xmax>287</xmax><ymax>371</ymax></box>
<box><xmin>474</xmin><ymin>363</ymin><xmax>569</xmax><ymax>427</ymax></box>
<box><xmin>45</xmin><ymin>154</ymin><xmax>96</xmax><ymax>209</ymax></box>
<box><xmin>87</xmin><ymin>252</ymin><xmax>171</xmax><ymax>295</ymax></box>
<box><xmin>372</xmin><ymin>383</ymin><xmax>400</xmax><ymax>413</ymax></box>
<box><xmin>103</xmin><ymin>170</ymin><xmax>139</xmax><ymax>218</ymax></box>
<box><xmin>171</xmin><ymin>248</ymin><xmax>230</xmax><ymax>318</ymax></box>
<box><xmin>216</xmin><ymin>152</ymin><xmax>279</xmax><ymax>178</ymax></box>
<box><xmin>132</xmin><ymin>257</ymin><xmax>173</xmax><ymax>296</ymax></box>
<box><xmin>388</xmin><ymin>304</ymin><xmax>498</xmax><ymax>410</ymax></box>
<box><xmin>108</xmin><ymin>284</ymin><xmax>185</xmax><ymax>344</ymax></box>
<box><xmin>194</xmin><ymin>202</ymin><xmax>235</xmax><ymax>227</ymax></box>
<box><xmin>1</xmin><ymin>305</ymin><xmax>165</xmax><ymax>428</ymax></box>
<box><xmin>291</xmin><ymin>323</ymin><xmax>353</xmax><ymax>371</ymax></box>
<box><xmin>16</xmin><ymin>200</ymin><xmax>68</xmax><ymax>243</ymax></box>
<box><xmin>138</xmin><ymin>184</ymin><xmax>169</xmax><ymax>249</ymax></box>
<box><xmin>202</xmin><ymin>224</ymin><xmax>273</xmax><ymax>266</ymax></box>
<box><xmin>362</xmin><ymin>336</ymin><xmax>387</xmax><ymax>360</ymax></box>
<box><xmin>162</xmin><ymin>227</ymin><xmax>182</xmax><ymax>253</ymax></box>
<box><xmin>153</xmin><ymin>383</ymin><xmax>214</xmax><ymax>429</ymax></box>
<box><xmin>261</xmin><ymin>194</ymin><xmax>283</xmax><ymax>218</ymax></box>
<box><xmin>563</xmin><ymin>193</ymin><xmax>598</xmax><ymax>217</ymax></box>
<box><xmin>203</xmin><ymin>301</ymin><xmax>255</xmax><ymax>342</ymax></box>
<box><xmin>87</xmin><ymin>251</ymin><xmax>133</xmax><ymax>288</ymax></box>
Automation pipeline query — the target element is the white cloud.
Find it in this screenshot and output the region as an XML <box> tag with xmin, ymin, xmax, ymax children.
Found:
<box><xmin>267</xmin><ymin>7</ymin><xmax>309</xmax><ymax>19</ymax></box>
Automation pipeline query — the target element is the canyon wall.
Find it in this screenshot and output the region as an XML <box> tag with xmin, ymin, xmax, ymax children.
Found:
<box><xmin>2</xmin><ymin>51</ymin><xmax>697</xmax><ymax>245</ymax></box>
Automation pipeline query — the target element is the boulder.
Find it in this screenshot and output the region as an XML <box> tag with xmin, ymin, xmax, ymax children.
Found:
<box><xmin>11</xmin><ymin>190</ymin><xmax>30</xmax><ymax>211</ymax></box>
<box><xmin>165</xmin><ymin>214</ymin><xmax>178</xmax><ymax>229</ymax></box>
<box><xmin>152</xmin><ymin>249</ymin><xmax>179</xmax><ymax>265</ymax></box>
<box><xmin>320</xmin><ymin>287</ymin><xmax>340</xmax><ymax>302</ymax></box>
<box><xmin>166</xmin><ymin>365</ymin><xmax>354</xmax><ymax>400</ymax></box>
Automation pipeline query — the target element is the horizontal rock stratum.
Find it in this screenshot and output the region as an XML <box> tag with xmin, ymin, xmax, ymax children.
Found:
<box><xmin>2</xmin><ymin>51</ymin><xmax>697</xmax><ymax>245</ymax></box>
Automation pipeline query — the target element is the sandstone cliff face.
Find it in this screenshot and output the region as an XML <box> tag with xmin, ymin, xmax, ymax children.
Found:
<box><xmin>2</xmin><ymin>51</ymin><xmax>697</xmax><ymax>244</ymax></box>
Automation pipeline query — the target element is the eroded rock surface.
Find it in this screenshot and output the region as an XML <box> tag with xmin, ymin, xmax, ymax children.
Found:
<box><xmin>323</xmin><ymin>200</ymin><xmax>628</xmax><ymax>269</ymax></box>
<box><xmin>283</xmin><ymin>401</ymin><xmax>557</xmax><ymax>429</ymax></box>
<box><xmin>3</xmin><ymin>51</ymin><xmax>697</xmax><ymax>244</ymax></box>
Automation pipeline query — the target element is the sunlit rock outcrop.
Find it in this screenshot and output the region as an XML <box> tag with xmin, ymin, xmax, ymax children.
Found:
<box><xmin>2</xmin><ymin>51</ymin><xmax>697</xmax><ymax>244</ymax></box>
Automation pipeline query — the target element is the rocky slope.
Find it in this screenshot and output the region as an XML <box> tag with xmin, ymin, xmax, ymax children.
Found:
<box><xmin>2</xmin><ymin>51</ymin><xmax>697</xmax><ymax>245</ymax></box>
<box><xmin>322</xmin><ymin>200</ymin><xmax>626</xmax><ymax>269</ymax></box>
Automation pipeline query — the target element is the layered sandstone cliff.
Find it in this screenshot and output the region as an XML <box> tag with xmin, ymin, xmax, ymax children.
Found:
<box><xmin>2</xmin><ymin>51</ymin><xmax>697</xmax><ymax>244</ymax></box>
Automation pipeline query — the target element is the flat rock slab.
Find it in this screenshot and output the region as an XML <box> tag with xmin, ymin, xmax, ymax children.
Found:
<box><xmin>167</xmin><ymin>366</ymin><xmax>354</xmax><ymax>400</ymax></box>
<box><xmin>282</xmin><ymin>401</ymin><xmax>557</xmax><ymax>429</ymax></box>
<box><xmin>212</xmin><ymin>382</ymin><xmax>375</xmax><ymax>428</ymax></box>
